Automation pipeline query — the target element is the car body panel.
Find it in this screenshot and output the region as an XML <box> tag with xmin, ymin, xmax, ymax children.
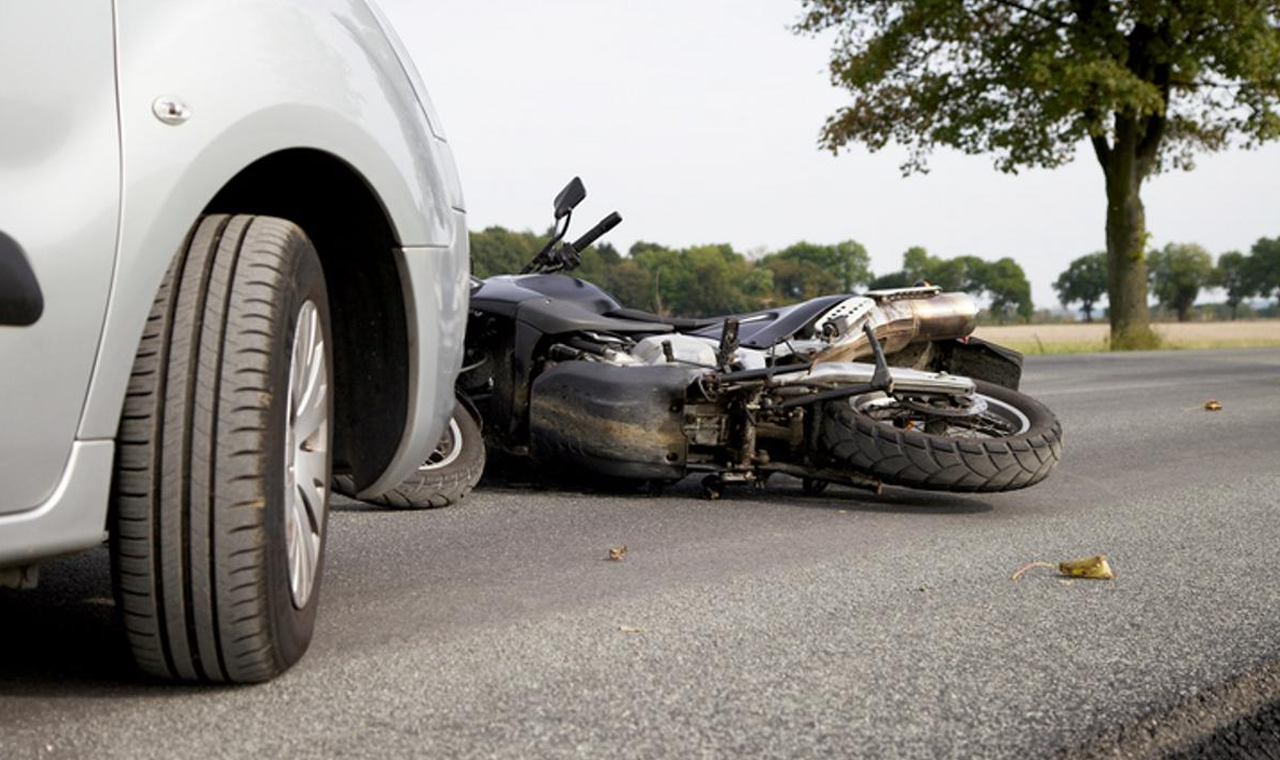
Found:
<box><xmin>0</xmin><ymin>443</ymin><xmax>113</xmax><ymax>567</ymax></box>
<box><xmin>2</xmin><ymin>0</ymin><xmax>467</xmax><ymax>562</ymax></box>
<box><xmin>76</xmin><ymin>0</ymin><xmax>467</xmax><ymax>487</ymax></box>
<box><xmin>0</xmin><ymin>3</ymin><xmax>121</xmax><ymax>514</ymax></box>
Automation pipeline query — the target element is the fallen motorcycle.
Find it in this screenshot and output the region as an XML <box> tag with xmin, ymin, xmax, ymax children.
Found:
<box><xmin>372</xmin><ymin>177</ymin><xmax>1061</xmax><ymax>506</ymax></box>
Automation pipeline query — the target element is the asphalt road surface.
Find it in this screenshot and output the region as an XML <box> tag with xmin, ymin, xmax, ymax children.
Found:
<box><xmin>3</xmin><ymin>348</ymin><xmax>1279</xmax><ymax>759</ymax></box>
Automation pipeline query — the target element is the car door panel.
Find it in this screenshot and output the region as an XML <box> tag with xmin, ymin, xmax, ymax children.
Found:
<box><xmin>0</xmin><ymin>3</ymin><xmax>120</xmax><ymax>514</ymax></box>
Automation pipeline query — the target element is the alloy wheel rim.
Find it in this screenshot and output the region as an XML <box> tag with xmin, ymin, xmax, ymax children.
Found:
<box><xmin>418</xmin><ymin>417</ymin><xmax>463</xmax><ymax>471</ymax></box>
<box><xmin>284</xmin><ymin>300</ymin><xmax>329</xmax><ymax>609</ymax></box>
<box><xmin>853</xmin><ymin>392</ymin><xmax>1031</xmax><ymax>438</ymax></box>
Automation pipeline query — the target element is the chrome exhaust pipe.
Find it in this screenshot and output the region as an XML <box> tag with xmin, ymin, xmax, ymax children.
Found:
<box><xmin>812</xmin><ymin>292</ymin><xmax>978</xmax><ymax>363</ymax></box>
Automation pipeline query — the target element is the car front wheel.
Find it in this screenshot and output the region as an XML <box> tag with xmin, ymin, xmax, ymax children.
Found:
<box><xmin>110</xmin><ymin>214</ymin><xmax>332</xmax><ymax>683</ymax></box>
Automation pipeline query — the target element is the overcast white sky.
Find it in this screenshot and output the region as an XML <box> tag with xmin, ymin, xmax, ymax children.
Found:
<box><xmin>380</xmin><ymin>0</ymin><xmax>1280</xmax><ymax>309</ymax></box>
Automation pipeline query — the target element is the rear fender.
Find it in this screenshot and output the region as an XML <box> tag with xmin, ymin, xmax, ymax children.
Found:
<box><xmin>929</xmin><ymin>338</ymin><xmax>1024</xmax><ymax>391</ymax></box>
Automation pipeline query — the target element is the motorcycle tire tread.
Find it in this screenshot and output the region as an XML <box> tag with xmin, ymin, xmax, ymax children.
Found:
<box><xmin>819</xmin><ymin>380</ymin><xmax>1062</xmax><ymax>493</ymax></box>
<box><xmin>333</xmin><ymin>405</ymin><xmax>485</xmax><ymax>509</ymax></box>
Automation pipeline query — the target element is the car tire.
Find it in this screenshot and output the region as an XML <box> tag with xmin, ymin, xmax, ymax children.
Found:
<box><xmin>110</xmin><ymin>214</ymin><xmax>333</xmax><ymax>683</ymax></box>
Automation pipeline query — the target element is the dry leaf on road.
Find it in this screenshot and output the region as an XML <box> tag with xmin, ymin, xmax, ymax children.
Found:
<box><xmin>1204</xmin><ymin>399</ymin><xmax>1223</xmax><ymax>411</ymax></box>
<box><xmin>1059</xmin><ymin>554</ymin><xmax>1116</xmax><ymax>580</ymax></box>
<box><xmin>608</xmin><ymin>545</ymin><xmax>628</xmax><ymax>561</ymax></box>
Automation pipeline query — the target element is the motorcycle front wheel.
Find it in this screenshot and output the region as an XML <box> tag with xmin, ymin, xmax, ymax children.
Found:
<box><xmin>334</xmin><ymin>402</ymin><xmax>485</xmax><ymax>508</ymax></box>
<box><xmin>819</xmin><ymin>380</ymin><xmax>1062</xmax><ymax>493</ymax></box>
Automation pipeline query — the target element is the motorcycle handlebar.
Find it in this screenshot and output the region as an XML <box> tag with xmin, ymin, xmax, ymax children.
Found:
<box><xmin>572</xmin><ymin>211</ymin><xmax>622</xmax><ymax>252</ymax></box>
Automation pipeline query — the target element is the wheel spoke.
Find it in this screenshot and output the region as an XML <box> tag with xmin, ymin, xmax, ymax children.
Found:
<box><xmin>854</xmin><ymin>391</ymin><xmax>1029</xmax><ymax>439</ymax></box>
<box><xmin>284</xmin><ymin>299</ymin><xmax>328</xmax><ymax>609</ymax></box>
<box><xmin>291</xmin><ymin>488</ymin><xmax>310</xmax><ymax>603</ymax></box>
<box><xmin>294</xmin><ymin>342</ymin><xmax>327</xmax><ymax>445</ymax></box>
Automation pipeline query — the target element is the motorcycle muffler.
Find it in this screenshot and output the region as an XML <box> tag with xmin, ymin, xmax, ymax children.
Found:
<box><xmin>811</xmin><ymin>291</ymin><xmax>978</xmax><ymax>364</ymax></box>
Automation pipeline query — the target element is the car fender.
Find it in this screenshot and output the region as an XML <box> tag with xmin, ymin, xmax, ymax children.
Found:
<box><xmin>78</xmin><ymin>0</ymin><xmax>468</xmax><ymax>494</ymax></box>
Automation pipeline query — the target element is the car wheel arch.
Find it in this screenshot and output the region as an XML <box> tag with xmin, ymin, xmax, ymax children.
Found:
<box><xmin>203</xmin><ymin>147</ymin><xmax>412</xmax><ymax>490</ymax></box>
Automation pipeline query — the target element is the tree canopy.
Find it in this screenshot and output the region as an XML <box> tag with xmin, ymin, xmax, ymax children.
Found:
<box><xmin>1148</xmin><ymin>242</ymin><xmax>1214</xmax><ymax>321</ymax></box>
<box><xmin>871</xmin><ymin>247</ymin><xmax>1034</xmax><ymax>322</ymax></box>
<box><xmin>1249</xmin><ymin>236</ymin><xmax>1280</xmax><ymax>306</ymax></box>
<box><xmin>1053</xmin><ymin>252</ymin><xmax>1108</xmax><ymax>321</ymax></box>
<box><xmin>796</xmin><ymin>0</ymin><xmax>1280</xmax><ymax>347</ymax></box>
<box><xmin>762</xmin><ymin>240</ymin><xmax>873</xmax><ymax>298</ymax></box>
<box><xmin>1212</xmin><ymin>250</ymin><xmax>1252</xmax><ymax>319</ymax></box>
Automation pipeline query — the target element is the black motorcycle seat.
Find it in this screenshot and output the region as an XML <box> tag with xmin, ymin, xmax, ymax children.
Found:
<box><xmin>606</xmin><ymin>307</ymin><xmax>722</xmax><ymax>332</ymax></box>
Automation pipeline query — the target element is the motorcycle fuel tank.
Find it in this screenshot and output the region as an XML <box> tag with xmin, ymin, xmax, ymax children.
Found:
<box><xmin>470</xmin><ymin>274</ymin><xmax>622</xmax><ymax>317</ymax></box>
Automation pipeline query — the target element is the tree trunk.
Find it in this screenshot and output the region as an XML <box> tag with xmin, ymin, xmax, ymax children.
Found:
<box><xmin>1083</xmin><ymin>304</ymin><xmax>1093</xmax><ymax>322</ymax></box>
<box><xmin>1176</xmin><ymin>304</ymin><xmax>1190</xmax><ymax>322</ymax></box>
<box><xmin>1230</xmin><ymin>302</ymin><xmax>1239</xmax><ymax>320</ymax></box>
<box><xmin>1100</xmin><ymin>122</ymin><xmax>1156</xmax><ymax>349</ymax></box>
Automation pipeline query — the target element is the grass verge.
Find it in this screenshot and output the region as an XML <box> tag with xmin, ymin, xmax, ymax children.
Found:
<box><xmin>973</xmin><ymin>321</ymin><xmax>1280</xmax><ymax>356</ymax></box>
<box><xmin>997</xmin><ymin>337</ymin><xmax>1280</xmax><ymax>355</ymax></box>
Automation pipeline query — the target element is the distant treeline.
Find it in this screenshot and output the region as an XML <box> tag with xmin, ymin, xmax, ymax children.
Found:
<box><xmin>1054</xmin><ymin>237</ymin><xmax>1280</xmax><ymax>322</ymax></box>
<box><xmin>470</xmin><ymin>227</ymin><xmax>1034</xmax><ymax>322</ymax></box>
<box><xmin>472</xmin><ymin>227</ymin><xmax>1280</xmax><ymax>323</ymax></box>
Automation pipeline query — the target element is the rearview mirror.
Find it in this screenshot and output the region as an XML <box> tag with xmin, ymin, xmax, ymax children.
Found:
<box><xmin>553</xmin><ymin>177</ymin><xmax>586</xmax><ymax>220</ymax></box>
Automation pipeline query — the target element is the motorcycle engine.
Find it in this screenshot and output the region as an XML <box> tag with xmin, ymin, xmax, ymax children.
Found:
<box><xmin>630</xmin><ymin>334</ymin><xmax>718</xmax><ymax>366</ymax></box>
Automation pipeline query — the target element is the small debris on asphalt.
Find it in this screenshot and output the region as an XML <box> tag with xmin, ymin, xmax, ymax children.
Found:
<box><xmin>837</xmin><ymin>509</ymin><xmax>850</xmax><ymax>515</ymax></box>
<box><xmin>1204</xmin><ymin>399</ymin><xmax>1223</xmax><ymax>411</ymax></box>
<box><xmin>618</xmin><ymin>625</ymin><xmax>644</xmax><ymax>633</ymax></box>
<box><xmin>608</xmin><ymin>545</ymin><xmax>628</xmax><ymax>561</ymax></box>
<box><xmin>1010</xmin><ymin>561</ymin><xmax>1055</xmax><ymax>581</ymax></box>
<box><xmin>1059</xmin><ymin>554</ymin><xmax>1116</xmax><ymax>580</ymax></box>
<box><xmin>1012</xmin><ymin>555</ymin><xmax>1117</xmax><ymax>581</ymax></box>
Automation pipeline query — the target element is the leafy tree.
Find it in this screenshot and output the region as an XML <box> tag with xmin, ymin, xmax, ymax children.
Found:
<box><xmin>601</xmin><ymin>259</ymin><xmax>654</xmax><ymax>310</ymax></box>
<box><xmin>901</xmin><ymin>246</ymin><xmax>938</xmax><ymax>285</ymax></box>
<box><xmin>630</xmin><ymin>242</ymin><xmax>772</xmax><ymax>316</ymax></box>
<box><xmin>1249</xmin><ymin>236</ymin><xmax>1280</xmax><ymax>307</ymax></box>
<box><xmin>867</xmin><ymin>271</ymin><xmax>912</xmax><ymax>289</ymax></box>
<box><xmin>1212</xmin><ymin>250</ymin><xmax>1253</xmax><ymax>320</ymax></box>
<box><xmin>797</xmin><ymin>0</ymin><xmax>1280</xmax><ymax>348</ymax></box>
<box><xmin>764</xmin><ymin>256</ymin><xmax>842</xmax><ymax>301</ymax></box>
<box><xmin>979</xmin><ymin>257</ymin><xmax>1035</xmax><ymax>323</ymax></box>
<box><xmin>1053</xmin><ymin>252</ymin><xmax>1108</xmax><ymax>321</ymax></box>
<box><xmin>469</xmin><ymin>226</ymin><xmax>545</xmax><ymax>277</ymax></box>
<box><xmin>574</xmin><ymin>242</ymin><xmax>655</xmax><ymax>310</ymax></box>
<box><xmin>764</xmin><ymin>240</ymin><xmax>873</xmax><ymax>293</ymax></box>
<box><xmin>628</xmin><ymin>241</ymin><xmax>682</xmax><ymax>313</ymax></box>
<box><xmin>877</xmin><ymin>247</ymin><xmax>1033</xmax><ymax>320</ymax></box>
<box><xmin>901</xmin><ymin>247</ymin><xmax>987</xmax><ymax>293</ymax></box>
<box><xmin>1148</xmin><ymin>242</ymin><xmax>1214</xmax><ymax>321</ymax></box>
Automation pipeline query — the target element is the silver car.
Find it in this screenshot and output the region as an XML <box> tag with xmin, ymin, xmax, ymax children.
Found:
<box><xmin>0</xmin><ymin>1</ymin><xmax>468</xmax><ymax>682</ymax></box>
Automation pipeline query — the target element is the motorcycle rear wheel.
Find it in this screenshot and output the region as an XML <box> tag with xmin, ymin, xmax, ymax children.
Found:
<box><xmin>819</xmin><ymin>380</ymin><xmax>1062</xmax><ymax>493</ymax></box>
